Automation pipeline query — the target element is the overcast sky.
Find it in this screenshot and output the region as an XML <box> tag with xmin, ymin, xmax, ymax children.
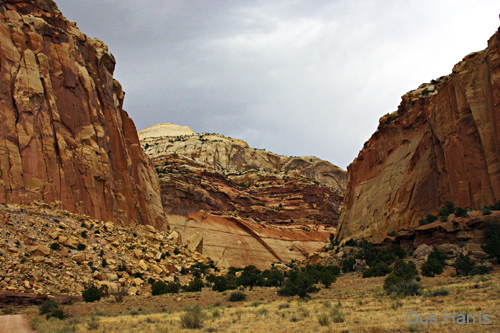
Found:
<box><xmin>56</xmin><ymin>0</ymin><xmax>499</xmax><ymax>170</ymax></box>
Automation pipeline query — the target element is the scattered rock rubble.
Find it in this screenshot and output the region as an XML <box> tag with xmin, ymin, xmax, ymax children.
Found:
<box><xmin>0</xmin><ymin>202</ymin><xmax>221</xmax><ymax>300</ymax></box>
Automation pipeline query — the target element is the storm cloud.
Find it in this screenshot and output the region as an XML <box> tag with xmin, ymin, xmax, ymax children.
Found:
<box><xmin>56</xmin><ymin>0</ymin><xmax>500</xmax><ymax>169</ymax></box>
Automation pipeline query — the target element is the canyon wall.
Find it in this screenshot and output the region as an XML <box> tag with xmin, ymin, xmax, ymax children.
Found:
<box><xmin>337</xmin><ymin>27</ymin><xmax>500</xmax><ymax>243</ymax></box>
<box><xmin>140</xmin><ymin>123</ymin><xmax>347</xmax><ymax>267</ymax></box>
<box><xmin>0</xmin><ymin>0</ymin><xmax>165</xmax><ymax>227</ymax></box>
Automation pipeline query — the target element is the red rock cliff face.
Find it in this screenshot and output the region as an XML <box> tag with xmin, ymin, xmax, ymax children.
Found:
<box><xmin>0</xmin><ymin>0</ymin><xmax>165</xmax><ymax>227</ymax></box>
<box><xmin>337</xmin><ymin>27</ymin><xmax>500</xmax><ymax>242</ymax></box>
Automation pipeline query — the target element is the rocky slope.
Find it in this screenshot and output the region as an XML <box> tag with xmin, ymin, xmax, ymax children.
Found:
<box><xmin>0</xmin><ymin>0</ymin><xmax>164</xmax><ymax>227</ymax></box>
<box><xmin>140</xmin><ymin>124</ymin><xmax>347</xmax><ymax>268</ymax></box>
<box><xmin>0</xmin><ymin>202</ymin><xmax>213</xmax><ymax>298</ymax></box>
<box><xmin>337</xmin><ymin>27</ymin><xmax>500</xmax><ymax>242</ymax></box>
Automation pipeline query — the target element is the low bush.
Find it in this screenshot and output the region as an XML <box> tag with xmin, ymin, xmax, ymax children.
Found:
<box><xmin>439</xmin><ymin>201</ymin><xmax>455</xmax><ymax>217</ymax></box>
<box><xmin>340</xmin><ymin>257</ymin><xmax>356</xmax><ymax>273</ymax></box>
<box><xmin>421</xmin><ymin>248</ymin><xmax>447</xmax><ymax>277</ymax></box>
<box><xmin>236</xmin><ymin>265</ymin><xmax>264</xmax><ymax>290</ymax></box>
<box><xmin>49</xmin><ymin>243</ymin><xmax>60</xmax><ymax>251</ymax></box>
<box><xmin>363</xmin><ymin>262</ymin><xmax>392</xmax><ymax>278</ymax></box>
<box><xmin>212</xmin><ymin>275</ymin><xmax>237</xmax><ymax>292</ymax></box>
<box><xmin>489</xmin><ymin>201</ymin><xmax>500</xmax><ymax>210</ymax></box>
<box><xmin>39</xmin><ymin>299</ymin><xmax>66</xmax><ymax>319</ymax></box>
<box><xmin>482</xmin><ymin>220</ymin><xmax>500</xmax><ymax>261</ymax></box>
<box><xmin>152</xmin><ymin>281</ymin><xmax>180</xmax><ymax>295</ymax></box>
<box><xmin>82</xmin><ymin>283</ymin><xmax>108</xmax><ymax>303</ymax></box>
<box><xmin>262</xmin><ymin>267</ymin><xmax>285</xmax><ymax>287</ymax></box>
<box><xmin>455</xmin><ymin>254</ymin><xmax>475</xmax><ymax>276</ymax></box>
<box><xmin>454</xmin><ymin>207</ymin><xmax>469</xmax><ymax>218</ymax></box>
<box><xmin>278</xmin><ymin>269</ymin><xmax>319</xmax><ymax>298</ymax></box>
<box><xmin>181</xmin><ymin>307</ymin><xmax>205</xmax><ymax>329</ymax></box>
<box><xmin>386</xmin><ymin>280</ymin><xmax>421</xmax><ymax>296</ymax></box>
<box><xmin>317</xmin><ymin>313</ymin><xmax>329</xmax><ymax>326</ymax></box>
<box><xmin>481</xmin><ymin>207</ymin><xmax>492</xmax><ymax>216</ymax></box>
<box><xmin>228</xmin><ymin>291</ymin><xmax>247</xmax><ymax>302</ymax></box>
<box><xmin>431</xmin><ymin>287</ymin><xmax>450</xmax><ymax>296</ymax></box>
<box><xmin>384</xmin><ymin>260</ymin><xmax>420</xmax><ymax>296</ymax></box>
<box><xmin>184</xmin><ymin>277</ymin><xmax>204</xmax><ymax>292</ymax></box>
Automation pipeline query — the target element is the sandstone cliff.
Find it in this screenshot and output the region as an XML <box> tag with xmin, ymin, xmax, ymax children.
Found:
<box><xmin>0</xmin><ymin>0</ymin><xmax>165</xmax><ymax>227</ymax></box>
<box><xmin>337</xmin><ymin>27</ymin><xmax>500</xmax><ymax>242</ymax></box>
<box><xmin>140</xmin><ymin>124</ymin><xmax>347</xmax><ymax>267</ymax></box>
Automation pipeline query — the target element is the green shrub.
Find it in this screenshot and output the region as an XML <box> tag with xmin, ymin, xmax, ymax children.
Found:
<box><xmin>392</xmin><ymin>245</ymin><xmax>406</xmax><ymax>259</ymax></box>
<box><xmin>383</xmin><ymin>273</ymin><xmax>403</xmax><ymax>290</ymax></box>
<box><xmin>77</xmin><ymin>243</ymin><xmax>86</xmax><ymax>251</ymax></box>
<box><xmin>340</xmin><ymin>257</ymin><xmax>356</xmax><ymax>273</ymax></box>
<box><xmin>82</xmin><ymin>283</ymin><xmax>108</xmax><ymax>302</ymax></box>
<box><xmin>317</xmin><ymin>313</ymin><xmax>329</xmax><ymax>326</ymax></box>
<box><xmin>236</xmin><ymin>265</ymin><xmax>265</xmax><ymax>290</ymax></box>
<box><xmin>152</xmin><ymin>281</ymin><xmax>180</xmax><ymax>295</ymax></box>
<box><xmin>421</xmin><ymin>248</ymin><xmax>447</xmax><ymax>277</ymax></box>
<box><xmin>455</xmin><ymin>254</ymin><xmax>475</xmax><ymax>276</ymax></box>
<box><xmin>392</xmin><ymin>260</ymin><xmax>418</xmax><ymax>281</ymax></box>
<box><xmin>181</xmin><ymin>307</ymin><xmax>205</xmax><ymax>329</ymax></box>
<box><xmin>319</xmin><ymin>272</ymin><xmax>336</xmax><ymax>288</ymax></box>
<box><xmin>489</xmin><ymin>201</ymin><xmax>500</xmax><ymax>210</ymax></box>
<box><xmin>184</xmin><ymin>277</ymin><xmax>204</xmax><ymax>292</ymax></box>
<box><xmin>470</xmin><ymin>265</ymin><xmax>492</xmax><ymax>275</ymax></box>
<box><xmin>454</xmin><ymin>207</ymin><xmax>468</xmax><ymax>218</ymax></box>
<box><xmin>228</xmin><ymin>291</ymin><xmax>247</xmax><ymax>302</ymax></box>
<box><xmin>439</xmin><ymin>201</ymin><xmax>455</xmax><ymax>217</ymax></box>
<box><xmin>278</xmin><ymin>269</ymin><xmax>319</xmax><ymax>298</ymax></box>
<box><xmin>481</xmin><ymin>207</ymin><xmax>492</xmax><ymax>216</ymax></box>
<box><xmin>425</xmin><ymin>214</ymin><xmax>438</xmax><ymax>224</ymax></box>
<box><xmin>39</xmin><ymin>299</ymin><xmax>66</xmax><ymax>319</ymax></box>
<box><xmin>432</xmin><ymin>287</ymin><xmax>450</xmax><ymax>296</ymax></box>
<box><xmin>383</xmin><ymin>260</ymin><xmax>420</xmax><ymax>295</ymax></box>
<box><xmin>421</xmin><ymin>258</ymin><xmax>444</xmax><ymax>277</ymax></box>
<box><xmin>387</xmin><ymin>281</ymin><xmax>421</xmax><ymax>296</ymax></box>
<box><xmin>39</xmin><ymin>299</ymin><xmax>58</xmax><ymax>315</ymax></box>
<box><xmin>482</xmin><ymin>220</ymin><xmax>500</xmax><ymax>261</ymax></box>
<box><xmin>212</xmin><ymin>275</ymin><xmax>237</xmax><ymax>292</ymax></box>
<box><xmin>50</xmin><ymin>243</ymin><xmax>60</xmax><ymax>251</ymax></box>
<box><xmin>262</xmin><ymin>267</ymin><xmax>285</xmax><ymax>287</ymax></box>
<box><xmin>362</xmin><ymin>262</ymin><xmax>392</xmax><ymax>278</ymax></box>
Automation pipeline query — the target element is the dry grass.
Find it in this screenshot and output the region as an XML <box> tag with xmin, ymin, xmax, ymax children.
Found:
<box><xmin>22</xmin><ymin>271</ymin><xmax>500</xmax><ymax>332</ymax></box>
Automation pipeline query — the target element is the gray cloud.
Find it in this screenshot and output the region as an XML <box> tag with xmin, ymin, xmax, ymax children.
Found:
<box><xmin>56</xmin><ymin>0</ymin><xmax>500</xmax><ymax>169</ymax></box>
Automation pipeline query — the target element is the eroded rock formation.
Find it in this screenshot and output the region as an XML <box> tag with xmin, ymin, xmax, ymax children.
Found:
<box><xmin>337</xmin><ymin>27</ymin><xmax>500</xmax><ymax>242</ymax></box>
<box><xmin>0</xmin><ymin>0</ymin><xmax>165</xmax><ymax>227</ymax></box>
<box><xmin>140</xmin><ymin>123</ymin><xmax>347</xmax><ymax>267</ymax></box>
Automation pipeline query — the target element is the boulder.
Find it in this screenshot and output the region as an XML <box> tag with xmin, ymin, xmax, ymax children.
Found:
<box><xmin>29</xmin><ymin>245</ymin><xmax>50</xmax><ymax>257</ymax></box>
<box><xmin>186</xmin><ymin>233</ymin><xmax>203</xmax><ymax>254</ymax></box>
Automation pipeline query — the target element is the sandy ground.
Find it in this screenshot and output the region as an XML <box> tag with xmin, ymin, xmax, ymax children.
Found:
<box><xmin>0</xmin><ymin>314</ymin><xmax>33</xmax><ymax>333</ymax></box>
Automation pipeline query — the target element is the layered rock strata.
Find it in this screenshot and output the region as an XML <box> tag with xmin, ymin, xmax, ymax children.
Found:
<box><xmin>140</xmin><ymin>124</ymin><xmax>347</xmax><ymax>267</ymax></box>
<box><xmin>337</xmin><ymin>27</ymin><xmax>500</xmax><ymax>242</ymax></box>
<box><xmin>0</xmin><ymin>0</ymin><xmax>164</xmax><ymax>227</ymax></box>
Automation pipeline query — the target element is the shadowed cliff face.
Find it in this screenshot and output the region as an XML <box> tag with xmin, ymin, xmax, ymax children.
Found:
<box><xmin>337</xmin><ymin>27</ymin><xmax>500</xmax><ymax>243</ymax></box>
<box><xmin>0</xmin><ymin>1</ymin><xmax>165</xmax><ymax>227</ymax></box>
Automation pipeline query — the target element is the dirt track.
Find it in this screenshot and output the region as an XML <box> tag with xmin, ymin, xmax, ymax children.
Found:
<box><xmin>0</xmin><ymin>314</ymin><xmax>33</xmax><ymax>333</ymax></box>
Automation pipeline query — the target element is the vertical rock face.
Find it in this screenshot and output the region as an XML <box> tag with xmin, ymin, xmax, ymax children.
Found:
<box><xmin>0</xmin><ymin>0</ymin><xmax>165</xmax><ymax>227</ymax></box>
<box><xmin>337</xmin><ymin>27</ymin><xmax>500</xmax><ymax>242</ymax></box>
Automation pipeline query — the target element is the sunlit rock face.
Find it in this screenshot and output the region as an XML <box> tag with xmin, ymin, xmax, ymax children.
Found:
<box><xmin>0</xmin><ymin>0</ymin><xmax>165</xmax><ymax>228</ymax></box>
<box><xmin>337</xmin><ymin>27</ymin><xmax>500</xmax><ymax>243</ymax></box>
